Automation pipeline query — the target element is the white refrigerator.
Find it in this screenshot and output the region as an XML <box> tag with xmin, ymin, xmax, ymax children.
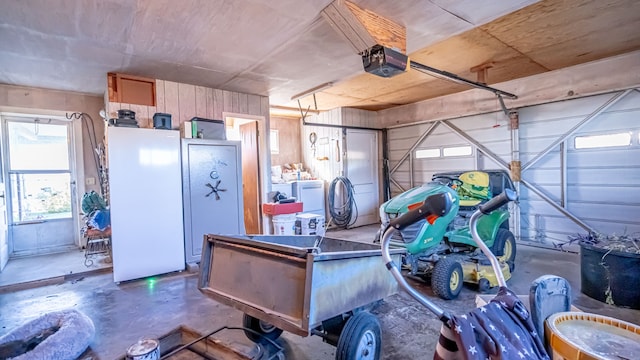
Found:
<box><xmin>108</xmin><ymin>127</ymin><xmax>185</xmax><ymax>282</ymax></box>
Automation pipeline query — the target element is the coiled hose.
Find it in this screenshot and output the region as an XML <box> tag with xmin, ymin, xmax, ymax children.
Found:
<box><xmin>328</xmin><ymin>176</ymin><xmax>358</xmax><ymax>228</ymax></box>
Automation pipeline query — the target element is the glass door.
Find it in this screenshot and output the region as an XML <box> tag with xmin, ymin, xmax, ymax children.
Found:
<box><xmin>3</xmin><ymin>117</ymin><xmax>77</xmax><ymax>256</ymax></box>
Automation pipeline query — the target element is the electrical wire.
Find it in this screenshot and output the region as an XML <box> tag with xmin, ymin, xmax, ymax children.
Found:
<box><xmin>328</xmin><ymin>176</ymin><xmax>358</xmax><ymax>228</ymax></box>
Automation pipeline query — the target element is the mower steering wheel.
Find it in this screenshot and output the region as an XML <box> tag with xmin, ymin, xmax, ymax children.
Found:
<box><xmin>434</xmin><ymin>175</ymin><xmax>462</xmax><ymax>188</ymax></box>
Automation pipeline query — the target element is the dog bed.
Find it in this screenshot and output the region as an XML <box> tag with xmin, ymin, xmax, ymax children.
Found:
<box><xmin>0</xmin><ymin>309</ymin><xmax>95</xmax><ymax>360</ymax></box>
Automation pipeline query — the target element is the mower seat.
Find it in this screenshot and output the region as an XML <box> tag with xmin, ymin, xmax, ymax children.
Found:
<box><xmin>457</xmin><ymin>171</ymin><xmax>492</xmax><ymax>207</ymax></box>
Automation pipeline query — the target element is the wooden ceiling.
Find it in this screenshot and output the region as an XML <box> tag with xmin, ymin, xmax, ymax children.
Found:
<box><xmin>285</xmin><ymin>0</ymin><xmax>640</xmax><ymax>114</ymax></box>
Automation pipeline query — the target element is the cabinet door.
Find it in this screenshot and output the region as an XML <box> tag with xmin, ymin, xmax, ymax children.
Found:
<box><xmin>183</xmin><ymin>141</ymin><xmax>244</xmax><ymax>263</ymax></box>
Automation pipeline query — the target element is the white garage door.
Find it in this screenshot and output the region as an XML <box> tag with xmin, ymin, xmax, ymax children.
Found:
<box><xmin>387</xmin><ymin>112</ymin><xmax>511</xmax><ymax>197</ymax></box>
<box><xmin>386</xmin><ymin>88</ymin><xmax>639</xmax><ymax>252</ymax></box>
<box><xmin>518</xmin><ymin>89</ymin><xmax>640</xmax><ymax>251</ymax></box>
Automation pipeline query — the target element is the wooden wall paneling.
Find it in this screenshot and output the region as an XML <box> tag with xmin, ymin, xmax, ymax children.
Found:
<box><xmin>205</xmin><ymin>88</ymin><xmax>214</xmax><ymax>119</ymax></box>
<box><xmin>147</xmin><ymin>106</ymin><xmax>157</xmax><ymax>128</ymax></box>
<box><xmin>222</xmin><ymin>90</ymin><xmax>234</xmax><ymax>116</ymax></box>
<box><xmin>248</xmin><ymin>94</ymin><xmax>262</xmax><ymax>116</ymax></box>
<box><xmin>231</xmin><ymin>91</ymin><xmax>240</xmax><ymax>113</ymax></box>
<box><xmin>194</xmin><ymin>86</ymin><xmax>207</xmax><ymax>118</ymax></box>
<box><xmin>212</xmin><ymin>89</ymin><xmax>224</xmax><ymax>120</ymax></box>
<box><xmin>125</xmin><ymin>103</ymin><xmax>148</xmax><ymax>128</ymax></box>
<box><xmin>163</xmin><ymin>81</ymin><xmax>180</xmax><ymax>127</ymax></box>
<box><xmin>178</xmin><ymin>83</ymin><xmax>196</xmax><ymax>126</ymax></box>
<box><xmin>106</xmin><ymin>101</ymin><xmax>121</xmax><ymax>119</ymax></box>
<box><xmin>155</xmin><ymin>80</ymin><xmax>165</xmax><ymax>113</ymax></box>
<box><xmin>260</xmin><ymin>96</ymin><xmax>269</xmax><ymax>119</ymax></box>
<box><xmin>238</xmin><ymin>92</ymin><xmax>249</xmax><ymax>114</ymax></box>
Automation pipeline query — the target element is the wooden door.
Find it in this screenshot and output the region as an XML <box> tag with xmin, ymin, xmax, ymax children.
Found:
<box><xmin>240</xmin><ymin>122</ymin><xmax>262</xmax><ymax>234</ymax></box>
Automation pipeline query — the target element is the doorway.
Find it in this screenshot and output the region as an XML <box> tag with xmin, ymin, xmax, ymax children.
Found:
<box><xmin>345</xmin><ymin>129</ymin><xmax>380</xmax><ymax>227</ymax></box>
<box><xmin>1</xmin><ymin>115</ymin><xmax>79</xmax><ymax>258</ymax></box>
<box><xmin>225</xmin><ymin>115</ymin><xmax>263</xmax><ymax>234</ymax></box>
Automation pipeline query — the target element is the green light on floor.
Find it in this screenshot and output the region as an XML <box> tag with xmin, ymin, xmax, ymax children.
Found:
<box><xmin>147</xmin><ymin>277</ymin><xmax>157</xmax><ymax>291</ymax></box>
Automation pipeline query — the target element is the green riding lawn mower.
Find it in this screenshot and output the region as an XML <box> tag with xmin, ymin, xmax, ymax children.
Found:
<box><xmin>375</xmin><ymin>170</ymin><xmax>517</xmax><ymax>299</ymax></box>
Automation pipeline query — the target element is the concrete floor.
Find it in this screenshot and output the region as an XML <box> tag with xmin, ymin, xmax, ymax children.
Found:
<box><xmin>0</xmin><ymin>249</ymin><xmax>112</xmax><ymax>293</ymax></box>
<box><xmin>0</xmin><ymin>225</ymin><xmax>638</xmax><ymax>359</ymax></box>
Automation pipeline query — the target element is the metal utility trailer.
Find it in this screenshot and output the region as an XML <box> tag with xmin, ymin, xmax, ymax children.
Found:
<box><xmin>198</xmin><ymin>234</ymin><xmax>404</xmax><ymax>359</ymax></box>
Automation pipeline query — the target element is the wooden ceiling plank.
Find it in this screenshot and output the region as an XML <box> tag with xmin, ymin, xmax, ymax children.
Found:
<box><xmin>344</xmin><ymin>1</ymin><xmax>406</xmax><ymax>53</ymax></box>
<box><xmin>321</xmin><ymin>1</ymin><xmax>376</xmax><ymax>54</ymax></box>
<box><xmin>321</xmin><ymin>0</ymin><xmax>406</xmax><ymax>54</ymax></box>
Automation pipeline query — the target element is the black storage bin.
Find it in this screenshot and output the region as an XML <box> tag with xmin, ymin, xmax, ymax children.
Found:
<box><xmin>153</xmin><ymin>113</ymin><xmax>172</xmax><ymax>130</ymax></box>
<box><xmin>581</xmin><ymin>243</ymin><xmax>640</xmax><ymax>309</ymax></box>
<box><xmin>191</xmin><ymin>117</ymin><xmax>226</xmax><ymax>140</ymax></box>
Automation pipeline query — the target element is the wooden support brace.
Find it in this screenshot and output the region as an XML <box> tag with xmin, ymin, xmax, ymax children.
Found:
<box><xmin>470</xmin><ymin>62</ymin><xmax>494</xmax><ymax>85</ymax></box>
<box><xmin>321</xmin><ymin>0</ymin><xmax>406</xmax><ymax>54</ymax></box>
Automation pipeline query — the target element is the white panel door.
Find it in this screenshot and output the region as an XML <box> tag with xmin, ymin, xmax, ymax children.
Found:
<box><xmin>345</xmin><ymin>129</ymin><xmax>379</xmax><ymax>227</ymax></box>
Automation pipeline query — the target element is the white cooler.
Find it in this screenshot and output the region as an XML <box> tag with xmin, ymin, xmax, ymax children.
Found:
<box><xmin>295</xmin><ymin>213</ymin><xmax>325</xmax><ymax>236</ymax></box>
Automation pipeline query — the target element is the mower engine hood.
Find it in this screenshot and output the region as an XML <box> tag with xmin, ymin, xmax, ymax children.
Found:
<box><xmin>382</xmin><ymin>182</ymin><xmax>458</xmax><ymax>215</ymax></box>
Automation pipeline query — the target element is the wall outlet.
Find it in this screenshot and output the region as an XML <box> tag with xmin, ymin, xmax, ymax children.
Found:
<box><xmin>85</xmin><ymin>177</ymin><xmax>96</xmax><ymax>185</ymax></box>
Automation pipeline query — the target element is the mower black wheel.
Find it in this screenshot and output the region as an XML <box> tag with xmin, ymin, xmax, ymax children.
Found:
<box><xmin>243</xmin><ymin>313</ymin><xmax>283</xmax><ymax>343</ymax></box>
<box><xmin>492</xmin><ymin>228</ymin><xmax>517</xmax><ymax>272</ymax></box>
<box><xmin>336</xmin><ymin>312</ymin><xmax>381</xmax><ymax>360</ymax></box>
<box><xmin>431</xmin><ymin>257</ymin><xmax>464</xmax><ymax>300</ymax></box>
<box><xmin>478</xmin><ymin>278</ymin><xmax>491</xmax><ymax>293</ymax></box>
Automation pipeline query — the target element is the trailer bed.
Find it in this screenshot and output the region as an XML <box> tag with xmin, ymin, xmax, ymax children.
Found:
<box><xmin>198</xmin><ymin>234</ymin><xmax>403</xmax><ymax>336</ymax></box>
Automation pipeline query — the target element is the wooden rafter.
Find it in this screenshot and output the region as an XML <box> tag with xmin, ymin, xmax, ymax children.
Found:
<box><xmin>321</xmin><ymin>0</ymin><xmax>406</xmax><ymax>54</ymax></box>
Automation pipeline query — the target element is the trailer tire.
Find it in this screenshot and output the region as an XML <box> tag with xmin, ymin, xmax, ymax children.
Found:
<box><xmin>431</xmin><ymin>257</ymin><xmax>463</xmax><ymax>300</ymax></box>
<box><xmin>243</xmin><ymin>314</ymin><xmax>283</xmax><ymax>343</ymax></box>
<box><xmin>336</xmin><ymin>312</ymin><xmax>381</xmax><ymax>360</ymax></box>
<box><xmin>492</xmin><ymin>228</ymin><xmax>516</xmax><ymax>272</ymax></box>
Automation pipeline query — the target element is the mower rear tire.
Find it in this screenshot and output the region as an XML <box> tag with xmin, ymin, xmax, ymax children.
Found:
<box><xmin>336</xmin><ymin>312</ymin><xmax>381</xmax><ymax>360</ymax></box>
<box><xmin>478</xmin><ymin>278</ymin><xmax>491</xmax><ymax>293</ymax></box>
<box><xmin>431</xmin><ymin>257</ymin><xmax>463</xmax><ymax>300</ymax></box>
<box><xmin>492</xmin><ymin>228</ymin><xmax>516</xmax><ymax>272</ymax></box>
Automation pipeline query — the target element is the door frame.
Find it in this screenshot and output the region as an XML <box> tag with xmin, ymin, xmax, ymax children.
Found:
<box><xmin>223</xmin><ymin>112</ymin><xmax>267</xmax><ymax>233</ymax></box>
<box><xmin>0</xmin><ymin>111</ymin><xmax>84</xmax><ymax>258</ymax></box>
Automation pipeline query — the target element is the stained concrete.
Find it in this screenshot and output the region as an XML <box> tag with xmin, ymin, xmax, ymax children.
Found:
<box><xmin>1</xmin><ymin>225</ymin><xmax>638</xmax><ymax>359</ymax></box>
<box><xmin>0</xmin><ymin>249</ymin><xmax>112</xmax><ymax>293</ymax></box>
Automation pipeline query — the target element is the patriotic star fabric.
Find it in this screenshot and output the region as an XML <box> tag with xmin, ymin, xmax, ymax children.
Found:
<box><xmin>434</xmin><ymin>287</ymin><xmax>550</xmax><ymax>360</ymax></box>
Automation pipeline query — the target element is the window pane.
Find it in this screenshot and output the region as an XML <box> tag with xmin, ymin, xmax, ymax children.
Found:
<box><xmin>8</xmin><ymin>121</ymin><xmax>70</xmax><ymax>170</ymax></box>
<box><xmin>443</xmin><ymin>146</ymin><xmax>472</xmax><ymax>157</ymax></box>
<box><xmin>270</xmin><ymin>130</ymin><xmax>279</xmax><ymax>154</ymax></box>
<box><xmin>416</xmin><ymin>148</ymin><xmax>440</xmax><ymax>158</ymax></box>
<box><xmin>575</xmin><ymin>132</ymin><xmax>631</xmax><ymax>149</ymax></box>
<box><xmin>10</xmin><ymin>173</ymin><xmax>72</xmax><ymax>222</ymax></box>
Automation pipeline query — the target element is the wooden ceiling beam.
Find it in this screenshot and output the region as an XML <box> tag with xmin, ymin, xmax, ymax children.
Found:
<box><xmin>321</xmin><ymin>0</ymin><xmax>406</xmax><ymax>54</ymax></box>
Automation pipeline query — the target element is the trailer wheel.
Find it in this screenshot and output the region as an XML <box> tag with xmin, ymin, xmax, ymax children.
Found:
<box><xmin>492</xmin><ymin>228</ymin><xmax>516</xmax><ymax>272</ymax></box>
<box><xmin>431</xmin><ymin>257</ymin><xmax>463</xmax><ymax>300</ymax></box>
<box><xmin>335</xmin><ymin>312</ymin><xmax>381</xmax><ymax>360</ymax></box>
<box><xmin>243</xmin><ymin>313</ymin><xmax>283</xmax><ymax>343</ymax></box>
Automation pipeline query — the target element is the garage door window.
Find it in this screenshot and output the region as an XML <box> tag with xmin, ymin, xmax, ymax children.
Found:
<box><xmin>443</xmin><ymin>145</ymin><xmax>472</xmax><ymax>157</ymax></box>
<box><xmin>416</xmin><ymin>148</ymin><xmax>440</xmax><ymax>158</ymax></box>
<box><xmin>574</xmin><ymin>132</ymin><xmax>631</xmax><ymax>149</ymax></box>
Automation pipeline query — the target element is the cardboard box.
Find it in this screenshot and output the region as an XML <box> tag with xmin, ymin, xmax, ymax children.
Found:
<box><xmin>295</xmin><ymin>213</ymin><xmax>325</xmax><ymax>236</ymax></box>
<box><xmin>262</xmin><ymin>202</ymin><xmax>303</xmax><ymax>215</ymax></box>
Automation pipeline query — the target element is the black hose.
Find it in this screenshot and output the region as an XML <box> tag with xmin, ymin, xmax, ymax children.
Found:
<box><xmin>328</xmin><ymin>176</ymin><xmax>358</xmax><ymax>228</ymax></box>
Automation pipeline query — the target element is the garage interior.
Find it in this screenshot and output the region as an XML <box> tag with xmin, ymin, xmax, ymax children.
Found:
<box><xmin>0</xmin><ymin>0</ymin><xmax>639</xmax><ymax>359</ymax></box>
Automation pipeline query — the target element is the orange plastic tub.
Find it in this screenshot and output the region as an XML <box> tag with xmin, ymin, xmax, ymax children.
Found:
<box><xmin>545</xmin><ymin>311</ymin><xmax>640</xmax><ymax>360</ymax></box>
